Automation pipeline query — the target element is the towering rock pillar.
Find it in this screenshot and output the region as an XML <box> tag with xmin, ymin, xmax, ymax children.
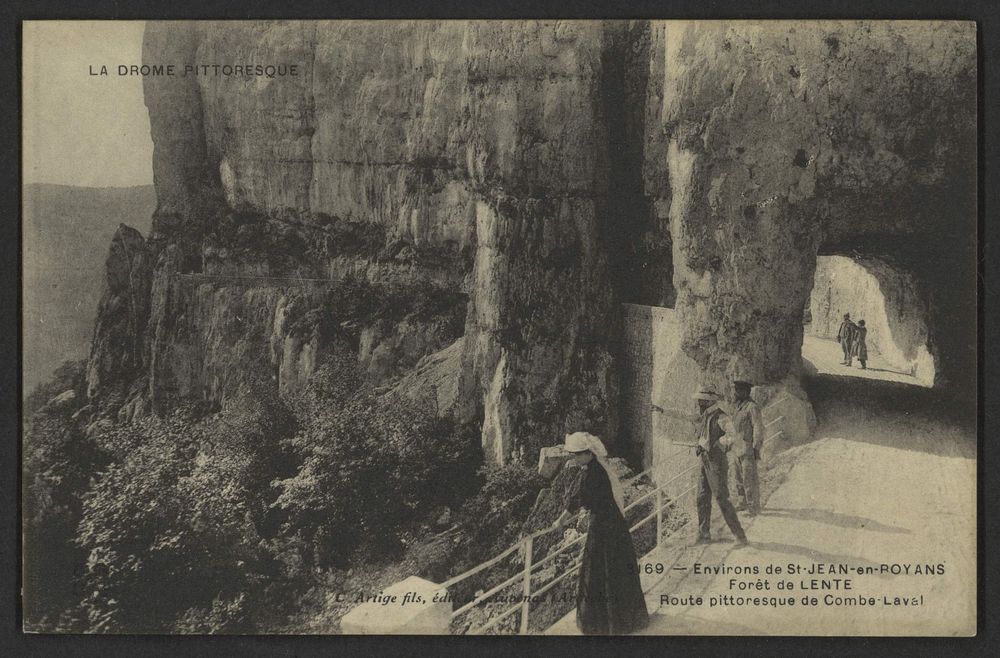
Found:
<box><xmin>142</xmin><ymin>23</ymin><xmax>225</xmax><ymax>237</ymax></box>
<box><xmin>657</xmin><ymin>20</ymin><xmax>975</xmax><ymax>399</ymax></box>
<box><xmin>86</xmin><ymin>225</ymin><xmax>152</xmax><ymax>399</ymax></box>
<box><xmin>462</xmin><ymin>21</ymin><xmax>620</xmax><ymax>463</ymax></box>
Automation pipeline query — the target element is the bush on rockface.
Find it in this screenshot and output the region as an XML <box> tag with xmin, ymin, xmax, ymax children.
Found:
<box><xmin>22</xmin><ymin>372</ymin><xmax>104</xmax><ymax>631</ymax></box>
<box><xmin>73</xmin><ymin>377</ymin><xmax>297</xmax><ymax>633</ymax></box>
<box><xmin>453</xmin><ymin>462</ymin><xmax>546</xmax><ymax>562</ymax></box>
<box><xmin>283</xmin><ymin>276</ymin><xmax>467</xmax><ymax>348</ymax></box>
<box><xmin>431</xmin><ymin>462</ymin><xmax>547</xmax><ymax>621</ymax></box>
<box><xmin>23</xmin><ymin>346</ymin><xmax>652</xmax><ymax>635</ymax></box>
<box><xmin>447</xmin><ymin>457</ymin><xmax>657</xmax><ymax>634</ymax></box>
<box><xmin>273</xmin><ymin>347</ymin><xmax>482</xmax><ymax>573</ymax></box>
<box><xmin>281</xmin><ymin>457</ymin><xmax>547</xmax><ymax>634</ymax></box>
<box><xmin>24</xmin><ymin>322</ymin><xmax>513</xmax><ymax>634</ymax></box>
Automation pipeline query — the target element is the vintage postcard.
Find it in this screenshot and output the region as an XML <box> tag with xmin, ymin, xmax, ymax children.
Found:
<box><xmin>21</xmin><ymin>19</ymin><xmax>977</xmax><ymax>636</ymax></box>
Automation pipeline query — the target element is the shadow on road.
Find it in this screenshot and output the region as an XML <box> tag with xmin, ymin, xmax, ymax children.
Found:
<box><xmin>802</xmin><ymin>371</ymin><xmax>976</xmax><ymax>459</ymax></box>
<box><xmin>861</xmin><ymin>366</ymin><xmax>914</xmax><ymax>377</ymax></box>
<box><xmin>760</xmin><ymin>507</ymin><xmax>911</xmax><ymax>535</ymax></box>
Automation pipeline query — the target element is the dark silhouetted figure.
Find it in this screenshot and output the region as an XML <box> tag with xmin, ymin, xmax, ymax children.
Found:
<box><xmin>853</xmin><ymin>319</ymin><xmax>868</xmax><ymax>369</ymax></box>
<box><xmin>552</xmin><ymin>432</ymin><xmax>649</xmax><ymax>635</ymax></box>
<box><xmin>837</xmin><ymin>313</ymin><xmax>857</xmax><ymax>366</ymax></box>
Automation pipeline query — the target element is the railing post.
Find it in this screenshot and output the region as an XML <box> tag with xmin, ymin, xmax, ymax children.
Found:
<box><xmin>520</xmin><ymin>535</ymin><xmax>533</xmax><ymax>634</ymax></box>
<box><xmin>655</xmin><ymin>487</ymin><xmax>663</xmax><ymax>550</ymax></box>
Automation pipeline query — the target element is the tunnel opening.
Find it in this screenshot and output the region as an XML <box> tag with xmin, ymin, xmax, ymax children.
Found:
<box><xmin>800</xmin><ymin>232</ymin><xmax>976</xmax><ymax>437</ymax></box>
<box><xmin>802</xmin><ymin>253</ymin><xmax>936</xmax><ymax>388</ymax></box>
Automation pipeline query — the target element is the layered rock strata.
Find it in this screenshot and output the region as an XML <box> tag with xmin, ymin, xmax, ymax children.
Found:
<box><xmin>85</xmin><ymin>20</ymin><xmax>976</xmax><ymax>466</ymax></box>
<box><xmin>91</xmin><ymin>21</ymin><xmax>643</xmax><ymax>462</ymax></box>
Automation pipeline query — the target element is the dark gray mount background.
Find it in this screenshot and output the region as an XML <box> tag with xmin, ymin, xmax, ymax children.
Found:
<box><xmin>4</xmin><ymin>1</ymin><xmax>997</xmax><ymax>657</ymax></box>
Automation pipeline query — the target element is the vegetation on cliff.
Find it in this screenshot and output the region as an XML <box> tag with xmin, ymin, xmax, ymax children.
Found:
<box><xmin>23</xmin><ymin>340</ymin><xmax>537</xmax><ymax>633</ymax></box>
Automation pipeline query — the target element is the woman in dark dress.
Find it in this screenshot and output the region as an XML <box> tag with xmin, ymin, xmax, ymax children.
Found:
<box><xmin>551</xmin><ymin>432</ymin><xmax>649</xmax><ymax>635</ymax></box>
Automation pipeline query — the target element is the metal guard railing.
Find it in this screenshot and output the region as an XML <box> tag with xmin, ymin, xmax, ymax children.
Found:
<box><xmin>442</xmin><ymin>423</ymin><xmax>786</xmax><ymax>635</ymax></box>
<box><xmin>441</xmin><ymin>454</ymin><xmax>699</xmax><ymax>634</ymax></box>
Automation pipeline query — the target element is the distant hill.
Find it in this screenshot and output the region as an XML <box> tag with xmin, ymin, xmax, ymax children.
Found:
<box><xmin>23</xmin><ymin>183</ymin><xmax>156</xmax><ymax>396</ymax></box>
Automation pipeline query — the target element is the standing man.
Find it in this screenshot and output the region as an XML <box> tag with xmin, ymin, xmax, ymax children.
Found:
<box><xmin>730</xmin><ymin>380</ymin><xmax>765</xmax><ymax>516</ymax></box>
<box><xmin>837</xmin><ymin>313</ymin><xmax>857</xmax><ymax>366</ymax></box>
<box><xmin>655</xmin><ymin>386</ymin><xmax>748</xmax><ymax>546</ymax></box>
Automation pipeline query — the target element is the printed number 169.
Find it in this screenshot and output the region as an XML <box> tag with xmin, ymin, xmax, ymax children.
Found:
<box><xmin>628</xmin><ymin>563</ymin><xmax>666</xmax><ymax>575</ymax></box>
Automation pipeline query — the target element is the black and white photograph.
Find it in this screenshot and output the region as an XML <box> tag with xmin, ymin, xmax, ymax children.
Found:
<box><xmin>20</xmin><ymin>19</ymin><xmax>978</xmax><ymax>636</ymax></box>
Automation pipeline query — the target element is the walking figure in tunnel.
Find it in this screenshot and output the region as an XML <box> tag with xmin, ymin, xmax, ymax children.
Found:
<box><xmin>551</xmin><ymin>432</ymin><xmax>649</xmax><ymax>635</ymax></box>
<box><xmin>837</xmin><ymin>313</ymin><xmax>858</xmax><ymax>366</ymax></box>
<box><xmin>853</xmin><ymin>319</ymin><xmax>868</xmax><ymax>369</ymax></box>
<box><xmin>729</xmin><ymin>380</ymin><xmax>764</xmax><ymax>516</ymax></box>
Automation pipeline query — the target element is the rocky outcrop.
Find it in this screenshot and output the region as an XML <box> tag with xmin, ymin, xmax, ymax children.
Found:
<box><xmin>85</xmin><ymin>20</ymin><xmax>975</xmax><ymax>466</ymax></box>
<box><xmin>86</xmin><ymin>225</ymin><xmax>152</xmax><ymax>399</ymax></box>
<box><xmin>147</xmin><ymin>275</ymin><xmax>320</xmax><ymax>408</ymax></box>
<box><xmin>125</xmin><ymin>21</ymin><xmax>481</xmax><ymax>422</ymax></box>
<box><xmin>142</xmin><ymin>25</ymin><xmax>224</xmax><ymax>233</ymax></box>
<box><xmin>22</xmin><ymin>184</ymin><xmax>156</xmax><ymax>394</ymax></box>
<box><xmin>810</xmin><ymin>255</ymin><xmax>936</xmax><ymax>385</ymax></box>
<box><xmin>129</xmin><ymin>20</ymin><xmax>633</xmax><ymax>462</ymax></box>
<box><xmin>658</xmin><ymin>20</ymin><xmax>975</xmax><ymax>403</ymax></box>
<box><xmin>391</xmin><ymin>338</ymin><xmax>465</xmax><ymax>416</ymax></box>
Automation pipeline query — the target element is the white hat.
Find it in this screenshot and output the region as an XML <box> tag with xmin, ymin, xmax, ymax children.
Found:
<box><xmin>563</xmin><ymin>431</ymin><xmax>606</xmax><ymax>456</ymax></box>
<box><xmin>562</xmin><ymin>432</ymin><xmax>622</xmax><ymax>512</ymax></box>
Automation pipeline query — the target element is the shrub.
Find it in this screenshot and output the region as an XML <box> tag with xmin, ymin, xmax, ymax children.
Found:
<box><xmin>301</xmin><ymin>276</ymin><xmax>468</xmax><ymax>346</ymax></box>
<box><xmin>173</xmin><ymin>593</ymin><xmax>251</xmax><ymax>634</ymax></box>
<box><xmin>26</xmin><ymin>329</ymin><xmax>483</xmax><ymax>633</ymax></box>
<box><xmin>453</xmin><ymin>463</ymin><xmax>545</xmax><ymax>562</ymax></box>
<box><xmin>22</xmin><ymin>394</ymin><xmax>104</xmax><ymax>631</ymax></box>
<box><xmin>74</xmin><ymin>381</ymin><xmax>295</xmax><ymax>632</ymax></box>
<box><xmin>273</xmin><ymin>348</ymin><xmax>481</xmax><ymax>571</ymax></box>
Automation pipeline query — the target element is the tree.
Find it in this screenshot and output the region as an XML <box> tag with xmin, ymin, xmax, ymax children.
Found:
<box><xmin>273</xmin><ymin>348</ymin><xmax>480</xmax><ymax>571</ymax></box>
<box><xmin>22</xmin><ymin>398</ymin><xmax>104</xmax><ymax>631</ymax></box>
<box><xmin>74</xmin><ymin>378</ymin><xmax>296</xmax><ymax>632</ymax></box>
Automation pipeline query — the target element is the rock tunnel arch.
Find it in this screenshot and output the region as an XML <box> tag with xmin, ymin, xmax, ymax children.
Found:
<box><xmin>617</xmin><ymin>20</ymin><xmax>976</xmax><ymax>477</ymax></box>
<box><xmin>804</xmin><ymin>253</ymin><xmax>936</xmax><ymax>387</ymax></box>
<box><xmin>802</xmin><ymin>229</ymin><xmax>976</xmax><ymax>401</ymax></box>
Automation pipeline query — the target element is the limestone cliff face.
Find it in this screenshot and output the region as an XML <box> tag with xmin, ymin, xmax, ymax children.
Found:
<box><xmin>658</xmin><ymin>20</ymin><xmax>975</xmax><ymax>393</ymax></box>
<box><xmin>86</xmin><ymin>20</ymin><xmax>976</xmax><ymax>465</ymax></box>
<box><xmin>460</xmin><ymin>21</ymin><xmax>621</xmax><ymax>461</ymax></box>
<box><xmin>89</xmin><ymin>20</ymin><xmax>649</xmax><ymax>462</ymax></box>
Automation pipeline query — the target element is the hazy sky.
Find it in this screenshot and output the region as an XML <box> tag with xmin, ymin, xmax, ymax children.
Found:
<box><xmin>23</xmin><ymin>21</ymin><xmax>153</xmax><ymax>188</ymax></box>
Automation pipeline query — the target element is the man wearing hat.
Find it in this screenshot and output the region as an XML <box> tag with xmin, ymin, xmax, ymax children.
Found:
<box><xmin>730</xmin><ymin>380</ymin><xmax>765</xmax><ymax>516</ymax></box>
<box><xmin>690</xmin><ymin>385</ymin><xmax>748</xmax><ymax>546</ymax></box>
